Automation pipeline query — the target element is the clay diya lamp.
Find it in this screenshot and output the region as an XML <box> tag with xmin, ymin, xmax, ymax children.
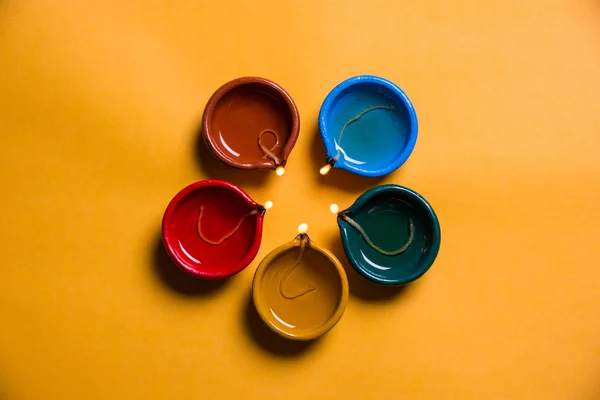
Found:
<box><xmin>318</xmin><ymin>75</ymin><xmax>418</xmax><ymax>177</ymax></box>
<box><xmin>202</xmin><ymin>77</ymin><xmax>300</xmax><ymax>176</ymax></box>
<box><xmin>331</xmin><ymin>185</ymin><xmax>441</xmax><ymax>285</ymax></box>
<box><xmin>162</xmin><ymin>180</ymin><xmax>271</xmax><ymax>279</ymax></box>
<box><xmin>252</xmin><ymin>224</ymin><xmax>349</xmax><ymax>340</ymax></box>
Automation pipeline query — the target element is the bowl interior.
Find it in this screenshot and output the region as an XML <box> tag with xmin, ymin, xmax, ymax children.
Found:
<box><xmin>340</xmin><ymin>188</ymin><xmax>440</xmax><ymax>285</ymax></box>
<box><xmin>253</xmin><ymin>244</ymin><xmax>346</xmax><ymax>340</ymax></box>
<box><xmin>323</xmin><ymin>80</ymin><xmax>414</xmax><ymax>173</ymax></box>
<box><xmin>163</xmin><ymin>185</ymin><xmax>259</xmax><ymax>278</ymax></box>
<box><xmin>207</xmin><ymin>82</ymin><xmax>295</xmax><ymax>167</ymax></box>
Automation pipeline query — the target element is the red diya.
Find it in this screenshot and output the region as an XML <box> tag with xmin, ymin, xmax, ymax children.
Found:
<box><xmin>202</xmin><ymin>77</ymin><xmax>300</xmax><ymax>176</ymax></box>
<box><xmin>162</xmin><ymin>180</ymin><xmax>268</xmax><ymax>279</ymax></box>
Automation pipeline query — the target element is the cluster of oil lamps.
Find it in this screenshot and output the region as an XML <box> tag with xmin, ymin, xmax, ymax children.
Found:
<box><xmin>162</xmin><ymin>75</ymin><xmax>440</xmax><ymax>340</ymax></box>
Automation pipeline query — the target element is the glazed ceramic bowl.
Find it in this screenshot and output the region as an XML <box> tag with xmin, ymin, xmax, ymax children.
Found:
<box><xmin>252</xmin><ymin>235</ymin><xmax>349</xmax><ymax>340</ymax></box>
<box><xmin>319</xmin><ymin>75</ymin><xmax>418</xmax><ymax>177</ymax></box>
<box><xmin>162</xmin><ymin>180</ymin><xmax>265</xmax><ymax>279</ymax></box>
<box><xmin>338</xmin><ymin>185</ymin><xmax>440</xmax><ymax>285</ymax></box>
<box><xmin>202</xmin><ymin>77</ymin><xmax>300</xmax><ymax>171</ymax></box>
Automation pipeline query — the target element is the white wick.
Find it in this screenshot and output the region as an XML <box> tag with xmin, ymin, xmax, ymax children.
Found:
<box><xmin>319</xmin><ymin>164</ymin><xmax>332</xmax><ymax>175</ymax></box>
<box><xmin>264</xmin><ymin>201</ymin><xmax>273</xmax><ymax>210</ymax></box>
<box><xmin>275</xmin><ymin>166</ymin><xmax>285</xmax><ymax>176</ymax></box>
<box><xmin>330</xmin><ymin>204</ymin><xmax>339</xmax><ymax>214</ymax></box>
<box><xmin>297</xmin><ymin>223</ymin><xmax>308</xmax><ymax>234</ymax></box>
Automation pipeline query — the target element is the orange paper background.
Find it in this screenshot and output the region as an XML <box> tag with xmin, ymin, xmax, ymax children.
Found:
<box><xmin>1</xmin><ymin>1</ymin><xmax>600</xmax><ymax>399</ymax></box>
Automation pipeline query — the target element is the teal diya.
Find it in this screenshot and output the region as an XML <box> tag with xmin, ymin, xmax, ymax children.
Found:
<box><xmin>332</xmin><ymin>185</ymin><xmax>441</xmax><ymax>285</ymax></box>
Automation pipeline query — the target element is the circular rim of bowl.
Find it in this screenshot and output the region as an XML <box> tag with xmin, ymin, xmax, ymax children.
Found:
<box><xmin>162</xmin><ymin>179</ymin><xmax>264</xmax><ymax>279</ymax></box>
<box><xmin>319</xmin><ymin>75</ymin><xmax>418</xmax><ymax>177</ymax></box>
<box><xmin>252</xmin><ymin>238</ymin><xmax>349</xmax><ymax>341</ymax></box>
<box><xmin>202</xmin><ymin>76</ymin><xmax>300</xmax><ymax>170</ymax></box>
<box><xmin>339</xmin><ymin>184</ymin><xmax>441</xmax><ymax>285</ymax></box>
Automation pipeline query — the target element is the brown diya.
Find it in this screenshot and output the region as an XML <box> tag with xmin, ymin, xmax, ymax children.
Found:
<box><xmin>202</xmin><ymin>77</ymin><xmax>300</xmax><ymax>175</ymax></box>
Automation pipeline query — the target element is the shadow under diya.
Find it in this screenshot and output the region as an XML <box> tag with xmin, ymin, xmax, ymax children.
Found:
<box><xmin>202</xmin><ymin>77</ymin><xmax>300</xmax><ymax>176</ymax></box>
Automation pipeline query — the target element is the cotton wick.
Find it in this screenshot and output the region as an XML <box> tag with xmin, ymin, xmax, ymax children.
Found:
<box><xmin>333</xmin><ymin>105</ymin><xmax>396</xmax><ymax>162</ymax></box>
<box><xmin>338</xmin><ymin>212</ymin><xmax>415</xmax><ymax>256</ymax></box>
<box><xmin>197</xmin><ymin>205</ymin><xmax>258</xmax><ymax>246</ymax></box>
<box><xmin>279</xmin><ymin>230</ymin><xmax>314</xmax><ymax>300</ymax></box>
<box><xmin>264</xmin><ymin>201</ymin><xmax>273</xmax><ymax>210</ymax></box>
<box><xmin>257</xmin><ymin>129</ymin><xmax>283</xmax><ymax>170</ymax></box>
<box><xmin>329</xmin><ymin>203</ymin><xmax>339</xmax><ymax>214</ymax></box>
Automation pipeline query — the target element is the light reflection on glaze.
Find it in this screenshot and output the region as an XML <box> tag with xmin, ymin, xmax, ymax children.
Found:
<box><xmin>270</xmin><ymin>308</ymin><xmax>295</xmax><ymax>329</ymax></box>
<box><xmin>366</xmin><ymin>204</ymin><xmax>386</xmax><ymax>215</ymax></box>
<box><xmin>219</xmin><ymin>131</ymin><xmax>240</xmax><ymax>157</ymax></box>
<box><xmin>334</xmin><ymin>139</ymin><xmax>367</xmax><ymax>165</ymax></box>
<box><xmin>178</xmin><ymin>240</ymin><xmax>201</xmax><ymax>264</ymax></box>
<box><xmin>359</xmin><ymin>249</ymin><xmax>390</xmax><ymax>270</ymax></box>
